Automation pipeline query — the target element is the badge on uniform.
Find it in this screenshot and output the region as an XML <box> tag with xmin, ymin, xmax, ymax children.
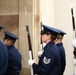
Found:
<box><xmin>43</xmin><ymin>56</ymin><xmax>51</xmax><ymax>64</ymax></box>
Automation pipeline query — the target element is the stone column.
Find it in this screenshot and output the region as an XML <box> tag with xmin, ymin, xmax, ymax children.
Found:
<box><xmin>40</xmin><ymin>0</ymin><xmax>54</xmax><ymax>27</ymax></box>
<box><xmin>18</xmin><ymin>0</ymin><xmax>33</xmax><ymax>75</ymax></box>
<box><xmin>32</xmin><ymin>0</ymin><xmax>40</xmax><ymax>63</ymax></box>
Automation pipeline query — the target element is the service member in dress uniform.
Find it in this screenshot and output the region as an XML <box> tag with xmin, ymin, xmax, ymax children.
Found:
<box><xmin>54</xmin><ymin>29</ymin><xmax>66</xmax><ymax>75</ymax></box>
<box><xmin>3</xmin><ymin>31</ymin><xmax>22</xmax><ymax>75</ymax></box>
<box><xmin>0</xmin><ymin>26</ymin><xmax>8</xmax><ymax>75</ymax></box>
<box><xmin>28</xmin><ymin>25</ymin><xmax>61</xmax><ymax>75</ymax></box>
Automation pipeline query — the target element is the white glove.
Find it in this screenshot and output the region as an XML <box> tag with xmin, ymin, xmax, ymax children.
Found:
<box><xmin>28</xmin><ymin>59</ymin><xmax>35</xmax><ymax>66</ymax></box>
<box><xmin>72</xmin><ymin>38</ymin><xmax>76</xmax><ymax>48</ymax></box>
<box><xmin>38</xmin><ymin>50</ymin><xmax>44</xmax><ymax>57</ymax></box>
<box><xmin>74</xmin><ymin>59</ymin><xmax>76</xmax><ymax>65</ymax></box>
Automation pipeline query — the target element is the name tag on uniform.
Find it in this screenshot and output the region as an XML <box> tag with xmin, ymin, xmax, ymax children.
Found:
<box><xmin>43</xmin><ymin>56</ymin><xmax>51</xmax><ymax>64</ymax></box>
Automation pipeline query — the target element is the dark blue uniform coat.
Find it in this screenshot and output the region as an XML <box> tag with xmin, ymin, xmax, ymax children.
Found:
<box><xmin>6</xmin><ymin>45</ymin><xmax>22</xmax><ymax>75</ymax></box>
<box><xmin>0</xmin><ymin>41</ymin><xmax>8</xmax><ymax>75</ymax></box>
<box><xmin>33</xmin><ymin>41</ymin><xmax>61</xmax><ymax>75</ymax></box>
<box><xmin>56</xmin><ymin>42</ymin><xmax>66</xmax><ymax>75</ymax></box>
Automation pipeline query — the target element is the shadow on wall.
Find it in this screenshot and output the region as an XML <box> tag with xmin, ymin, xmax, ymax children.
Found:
<box><xmin>0</xmin><ymin>15</ymin><xmax>19</xmax><ymax>47</ymax></box>
<box><xmin>20</xmin><ymin>67</ymin><xmax>30</xmax><ymax>75</ymax></box>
